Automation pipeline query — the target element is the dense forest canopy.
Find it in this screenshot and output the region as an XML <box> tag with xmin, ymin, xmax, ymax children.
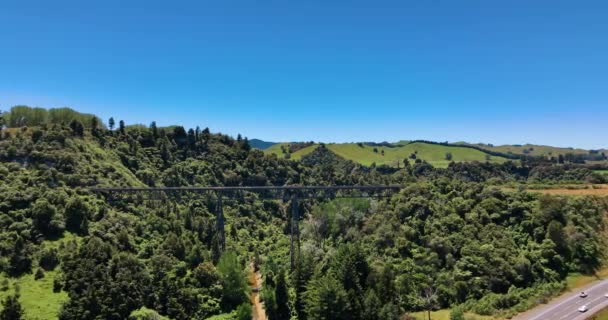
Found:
<box><xmin>0</xmin><ymin>106</ymin><xmax>607</xmax><ymax>320</ymax></box>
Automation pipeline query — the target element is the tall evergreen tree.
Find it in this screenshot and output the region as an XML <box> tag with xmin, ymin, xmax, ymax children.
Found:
<box><xmin>108</xmin><ymin>117</ymin><xmax>115</xmax><ymax>130</ymax></box>
<box><xmin>187</xmin><ymin>128</ymin><xmax>196</xmax><ymax>148</ymax></box>
<box><xmin>275</xmin><ymin>271</ymin><xmax>290</xmax><ymax>320</ymax></box>
<box><xmin>195</xmin><ymin>126</ymin><xmax>201</xmax><ymax>141</ymax></box>
<box><xmin>150</xmin><ymin>121</ymin><xmax>158</xmax><ymax>140</ymax></box>
<box><xmin>217</xmin><ymin>251</ymin><xmax>248</xmax><ymax>311</ymax></box>
<box><xmin>304</xmin><ymin>275</ymin><xmax>350</xmax><ymax>320</ymax></box>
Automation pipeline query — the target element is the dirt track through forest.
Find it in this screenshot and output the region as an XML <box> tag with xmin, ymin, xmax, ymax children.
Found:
<box><xmin>249</xmin><ymin>262</ymin><xmax>267</xmax><ymax>320</ymax></box>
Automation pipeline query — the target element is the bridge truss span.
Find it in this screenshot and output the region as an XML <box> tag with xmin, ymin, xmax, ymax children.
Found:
<box><xmin>91</xmin><ymin>185</ymin><xmax>402</xmax><ymax>269</ymax></box>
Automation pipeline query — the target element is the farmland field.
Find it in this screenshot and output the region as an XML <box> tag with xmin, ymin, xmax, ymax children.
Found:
<box><xmin>265</xmin><ymin>143</ymin><xmax>319</xmax><ymax>160</ymax></box>
<box><xmin>266</xmin><ymin>141</ymin><xmax>510</xmax><ymax>167</ymax></box>
<box><xmin>503</xmin><ymin>184</ymin><xmax>608</xmax><ymax>196</ymax></box>
<box><xmin>469</xmin><ymin>143</ymin><xmax>590</xmax><ymax>157</ymax></box>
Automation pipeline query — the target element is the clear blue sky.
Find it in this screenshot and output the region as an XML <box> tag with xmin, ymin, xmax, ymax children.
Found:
<box><xmin>1</xmin><ymin>0</ymin><xmax>607</xmax><ymax>148</ymax></box>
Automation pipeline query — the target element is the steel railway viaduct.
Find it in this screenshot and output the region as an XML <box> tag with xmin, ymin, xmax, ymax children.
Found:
<box><xmin>91</xmin><ymin>185</ymin><xmax>401</xmax><ymax>269</ymax></box>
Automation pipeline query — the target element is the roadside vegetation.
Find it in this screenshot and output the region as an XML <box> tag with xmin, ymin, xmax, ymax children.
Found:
<box><xmin>589</xmin><ymin>307</ymin><xmax>608</xmax><ymax>320</ymax></box>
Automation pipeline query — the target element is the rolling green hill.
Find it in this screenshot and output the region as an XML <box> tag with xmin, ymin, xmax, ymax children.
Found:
<box><xmin>266</xmin><ymin>142</ymin><xmax>510</xmax><ymax>167</ymax></box>
<box><xmin>249</xmin><ymin>139</ymin><xmax>276</xmax><ymax>150</ymax></box>
<box><xmin>2</xmin><ymin>106</ymin><xmax>608</xmax><ymax>320</ymax></box>
<box><xmin>465</xmin><ymin>143</ymin><xmax>590</xmax><ymax>157</ymax></box>
<box><xmin>267</xmin><ymin>140</ymin><xmax>607</xmax><ymax>167</ymax></box>
<box><xmin>265</xmin><ymin>143</ymin><xmax>319</xmax><ymax>160</ymax></box>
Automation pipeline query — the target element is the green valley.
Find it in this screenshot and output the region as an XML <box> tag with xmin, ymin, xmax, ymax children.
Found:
<box><xmin>1</xmin><ymin>106</ymin><xmax>608</xmax><ymax>320</ymax></box>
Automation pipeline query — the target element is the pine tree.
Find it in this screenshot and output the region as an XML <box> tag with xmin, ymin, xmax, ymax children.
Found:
<box><xmin>108</xmin><ymin>117</ymin><xmax>115</xmax><ymax>130</ymax></box>
<box><xmin>217</xmin><ymin>251</ymin><xmax>248</xmax><ymax>311</ymax></box>
<box><xmin>294</xmin><ymin>251</ymin><xmax>314</xmax><ymax>320</ymax></box>
<box><xmin>150</xmin><ymin>121</ymin><xmax>158</xmax><ymax>140</ymax></box>
<box><xmin>195</xmin><ymin>126</ymin><xmax>201</xmax><ymax>141</ymax></box>
<box><xmin>304</xmin><ymin>275</ymin><xmax>350</xmax><ymax>320</ymax></box>
<box><xmin>275</xmin><ymin>271</ymin><xmax>290</xmax><ymax>320</ymax></box>
<box><xmin>187</xmin><ymin>129</ymin><xmax>196</xmax><ymax>148</ymax></box>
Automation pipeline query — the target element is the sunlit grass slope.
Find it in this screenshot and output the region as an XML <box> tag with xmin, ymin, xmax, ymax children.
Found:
<box><xmin>266</xmin><ymin>142</ymin><xmax>510</xmax><ymax>167</ymax></box>
<box><xmin>264</xmin><ymin>143</ymin><xmax>319</xmax><ymax>160</ymax></box>
<box><xmin>0</xmin><ymin>270</ymin><xmax>68</xmax><ymax>320</ymax></box>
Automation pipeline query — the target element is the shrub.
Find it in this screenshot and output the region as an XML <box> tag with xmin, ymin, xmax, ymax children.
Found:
<box><xmin>52</xmin><ymin>278</ymin><xmax>62</xmax><ymax>293</ymax></box>
<box><xmin>235</xmin><ymin>303</ymin><xmax>251</xmax><ymax>320</ymax></box>
<box><xmin>450</xmin><ymin>306</ymin><xmax>465</xmax><ymax>320</ymax></box>
<box><xmin>34</xmin><ymin>268</ymin><xmax>45</xmax><ymax>280</ymax></box>
<box><xmin>0</xmin><ymin>279</ymin><xmax>8</xmax><ymax>292</ymax></box>
<box><xmin>128</xmin><ymin>307</ymin><xmax>169</xmax><ymax>320</ymax></box>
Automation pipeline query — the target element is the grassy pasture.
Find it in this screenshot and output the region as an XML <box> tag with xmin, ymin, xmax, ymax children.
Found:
<box><xmin>265</xmin><ymin>142</ymin><xmax>510</xmax><ymax>167</ymax></box>
<box><xmin>265</xmin><ymin>143</ymin><xmax>318</xmax><ymax>160</ymax></box>
<box><xmin>0</xmin><ymin>233</ymin><xmax>79</xmax><ymax>319</ymax></box>
<box><xmin>473</xmin><ymin>143</ymin><xmax>590</xmax><ymax>157</ymax></box>
<box><xmin>0</xmin><ymin>270</ymin><xmax>68</xmax><ymax>320</ymax></box>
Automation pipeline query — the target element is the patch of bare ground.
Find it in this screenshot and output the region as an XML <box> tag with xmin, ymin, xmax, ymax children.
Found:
<box><xmin>502</xmin><ymin>184</ymin><xmax>608</xmax><ymax>196</ymax></box>
<box><xmin>249</xmin><ymin>262</ymin><xmax>267</xmax><ymax>320</ymax></box>
<box><xmin>528</xmin><ymin>184</ymin><xmax>608</xmax><ymax>196</ymax></box>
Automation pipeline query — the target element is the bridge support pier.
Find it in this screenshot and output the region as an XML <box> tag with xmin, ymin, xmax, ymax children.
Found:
<box><xmin>290</xmin><ymin>196</ymin><xmax>299</xmax><ymax>270</ymax></box>
<box><xmin>90</xmin><ymin>186</ymin><xmax>401</xmax><ymax>266</ymax></box>
<box><xmin>216</xmin><ymin>195</ymin><xmax>225</xmax><ymax>254</ymax></box>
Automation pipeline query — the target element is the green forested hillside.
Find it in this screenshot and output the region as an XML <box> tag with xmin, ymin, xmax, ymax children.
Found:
<box><xmin>1</xmin><ymin>107</ymin><xmax>608</xmax><ymax>320</ymax></box>
<box><xmin>248</xmin><ymin>139</ymin><xmax>276</xmax><ymax>150</ymax></box>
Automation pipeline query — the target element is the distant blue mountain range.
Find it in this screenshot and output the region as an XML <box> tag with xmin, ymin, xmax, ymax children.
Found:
<box><xmin>249</xmin><ymin>139</ymin><xmax>276</xmax><ymax>150</ymax></box>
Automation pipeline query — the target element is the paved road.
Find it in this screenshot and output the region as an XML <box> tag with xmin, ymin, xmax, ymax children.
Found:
<box><xmin>514</xmin><ymin>280</ymin><xmax>608</xmax><ymax>320</ymax></box>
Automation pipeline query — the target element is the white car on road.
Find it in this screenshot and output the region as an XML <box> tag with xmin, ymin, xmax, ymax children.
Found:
<box><xmin>579</xmin><ymin>305</ymin><xmax>588</xmax><ymax>313</ymax></box>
